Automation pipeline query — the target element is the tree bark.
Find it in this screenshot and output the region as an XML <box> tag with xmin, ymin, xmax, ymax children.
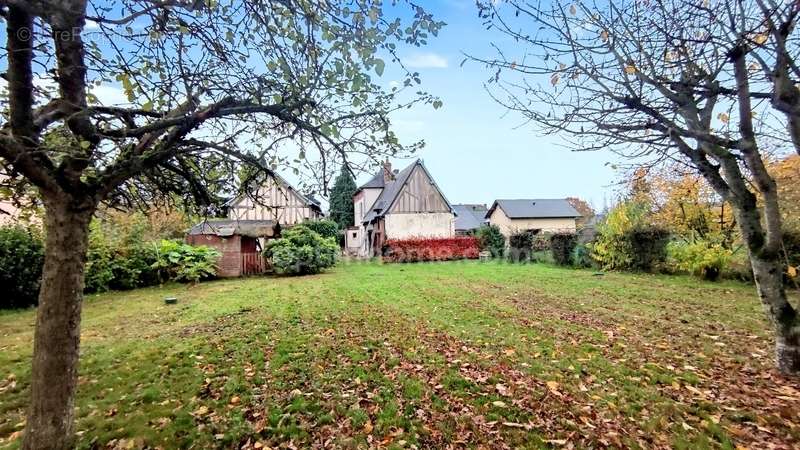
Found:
<box><xmin>750</xmin><ymin>254</ymin><xmax>800</xmax><ymax>374</ymax></box>
<box><xmin>734</xmin><ymin>196</ymin><xmax>800</xmax><ymax>376</ymax></box>
<box><xmin>23</xmin><ymin>193</ymin><xmax>96</xmax><ymax>450</ymax></box>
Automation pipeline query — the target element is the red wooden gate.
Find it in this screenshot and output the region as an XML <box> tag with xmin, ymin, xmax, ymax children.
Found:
<box><xmin>241</xmin><ymin>252</ymin><xmax>269</xmax><ymax>275</ymax></box>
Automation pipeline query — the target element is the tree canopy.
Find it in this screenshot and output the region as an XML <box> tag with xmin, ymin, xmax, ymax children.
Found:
<box><xmin>0</xmin><ymin>1</ymin><xmax>444</xmax><ymax>447</ymax></box>
<box><xmin>473</xmin><ymin>0</ymin><xmax>800</xmax><ymax>374</ymax></box>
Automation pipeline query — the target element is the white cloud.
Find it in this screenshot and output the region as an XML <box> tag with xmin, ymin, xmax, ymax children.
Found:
<box><xmin>402</xmin><ymin>52</ymin><xmax>448</xmax><ymax>69</ymax></box>
<box><xmin>89</xmin><ymin>84</ymin><xmax>130</xmax><ymax>106</ymax></box>
<box><xmin>85</xmin><ymin>20</ymin><xmax>100</xmax><ymax>30</ymax></box>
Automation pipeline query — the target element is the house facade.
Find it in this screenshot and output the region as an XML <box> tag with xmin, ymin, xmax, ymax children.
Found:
<box><xmin>226</xmin><ymin>172</ymin><xmax>323</xmax><ymax>226</ymax></box>
<box><xmin>486</xmin><ymin>199</ymin><xmax>580</xmax><ymax>237</ymax></box>
<box><xmin>345</xmin><ymin>160</ymin><xmax>455</xmax><ymax>257</ymax></box>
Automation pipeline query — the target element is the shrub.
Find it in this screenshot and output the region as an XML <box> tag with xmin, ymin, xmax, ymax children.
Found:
<box><xmin>383</xmin><ymin>236</ymin><xmax>480</xmax><ymax>263</ymax></box>
<box><xmin>550</xmin><ymin>233</ymin><xmax>578</xmax><ymax>266</ymax></box>
<box><xmin>152</xmin><ymin>240</ymin><xmax>220</xmax><ymax>283</ymax></box>
<box><xmin>590</xmin><ymin>201</ymin><xmax>669</xmax><ymax>272</ymax></box>
<box><xmin>628</xmin><ymin>228</ymin><xmax>671</xmax><ymax>272</ymax></box>
<box><xmin>265</xmin><ymin>225</ymin><xmax>338</xmax><ymax>274</ymax></box>
<box><xmin>571</xmin><ymin>243</ymin><xmax>594</xmax><ymax>268</ymax></box>
<box><xmin>84</xmin><ymin>222</ymin><xmax>115</xmax><ymax>293</ymax></box>
<box><xmin>668</xmin><ymin>240</ymin><xmax>734</xmax><ymax>281</ymax></box>
<box><xmin>302</xmin><ymin>219</ymin><xmax>340</xmax><ymax>240</ymax></box>
<box><xmin>0</xmin><ymin>226</ymin><xmax>44</xmax><ymax>309</ymax></box>
<box><xmin>475</xmin><ymin>225</ymin><xmax>505</xmax><ymax>257</ymax></box>
<box><xmin>85</xmin><ymin>218</ymin><xmax>160</xmax><ymax>292</ymax></box>
<box><xmin>508</xmin><ymin>230</ymin><xmax>536</xmax><ymax>263</ymax></box>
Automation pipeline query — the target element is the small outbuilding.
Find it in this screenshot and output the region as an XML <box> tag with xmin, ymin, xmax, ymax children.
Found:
<box><xmin>186</xmin><ymin>219</ymin><xmax>277</xmax><ymax>277</ymax></box>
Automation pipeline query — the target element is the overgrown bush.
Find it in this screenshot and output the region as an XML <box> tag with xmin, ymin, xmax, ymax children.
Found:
<box><xmin>0</xmin><ymin>226</ymin><xmax>44</xmax><ymax>309</ymax></box>
<box><xmin>265</xmin><ymin>225</ymin><xmax>338</xmax><ymax>275</ymax></box>
<box><xmin>590</xmin><ymin>201</ymin><xmax>669</xmax><ymax>271</ymax></box>
<box><xmin>508</xmin><ymin>230</ymin><xmax>536</xmax><ymax>263</ymax></box>
<box><xmin>571</xmin><ymin>243</ymin><xmax>594</xmax><ymax>268</ymax></box>
<box><xmin>302</xmin><ymin>219</ymin><xmax>340</xmax><ymax>240</ymax></box>
<box><xmin>383</xmin><ymin>236</ymin><xmax>480</xmax><ymax>263</ymax></box>
<box><xmin>476</xmin><ymin>225</ymin><xmax>505</xmax><ymax>257</ymax></box>
<box><xmin>668</xmin><ymin>240</ymin><xmax>734</xmax><ymax>281</ymax></box>
<box><xmin>152</xmin><ymin>240</ymin><xmax>220</xmax><ymax>283</ymax></box>
<box><xmin>84</xmin><ymin>217</ymin><xmax>162</xmax><ymax>292</ymax></box>
<box><xmin>550</xmin><ymin>233</ymin><xmax>577</xmax><ymax>266</ymax></box>
<box><xmin>628</xmin><ymin>228</ymin><xmax>671</xmax><ymax>272</ymax></box>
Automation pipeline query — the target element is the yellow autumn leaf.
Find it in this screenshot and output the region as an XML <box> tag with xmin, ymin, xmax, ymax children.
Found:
<box><xmin>752</xmin><ymin>33</ymin><xmax>768</xmax><ymax>45</ymax></box>
<box><xmin>600</xmin><ymin>30</ymin><xmax>609</xmax><ymax>42</ymax></box>
<box><xmin>717</xmin><ymin>112</ymin><xmax>730</xmax><ymax>123</ymax></box>
<box><xmin>787</xmin><ymin>266</ymin><xmax>797</xmax><ymax>278</ymax></box>
<box><xmin>624</xmin><ymin>64</ymin><xmax>637</xmax><ymax>75</ymax></box>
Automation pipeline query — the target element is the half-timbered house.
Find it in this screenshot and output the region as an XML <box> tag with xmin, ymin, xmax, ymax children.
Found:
<box><xmin>345</xmin><ymin>159</ymin><xmax>455</xmax><ymax>257</ymax></box>
<box><xmin>226</xmin><ymin>172</ymin><xmax>323</xmax><ymax>226</ymax></box>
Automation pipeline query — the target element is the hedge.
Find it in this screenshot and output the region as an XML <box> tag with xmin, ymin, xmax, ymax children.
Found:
<box><xmin>507</xmin><ymin>230</ymin><xmax>536</xmax><ymax>262</ymax></box>
<box><xmin>383</xmin><ymin>236</ymin><xmax>480</xmax><ymax>263</ymax></box>
<box><xmin>628</xmin><ymin>228</ymin><xmax>671</xmax><ymax>271</ymax></box>
<box><xmin>550</xmin><ymin>233</ymin><xmax>577</xmax><ymax>266</ymax></box>
<box><xmin>0</xmin><ymin>226</ymin><xmax>44</xmax><ymax>309</ymax></box>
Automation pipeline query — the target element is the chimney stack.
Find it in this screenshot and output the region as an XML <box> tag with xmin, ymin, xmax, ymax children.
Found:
<box><xmin>382</xmin><ymin>159</ymin><xmax>394</xmax><ymax>183</ymax></box>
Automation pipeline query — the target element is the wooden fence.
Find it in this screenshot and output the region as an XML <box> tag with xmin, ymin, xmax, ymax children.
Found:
<box><xmin>241</xmin><ymin>252</ymin><xmax>269</xmax><ymax>275</ymax></box>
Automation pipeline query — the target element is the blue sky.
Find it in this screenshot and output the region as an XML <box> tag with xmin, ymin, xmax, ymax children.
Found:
<box><xmin>0</xmin><ymin>0</ymin><xmax>623</xmax><ymax>211</ymax></box>
<box><xmin>377</xmin><ymin>0</ymin><xmax>623</xmax><ymax>210</ymax></box>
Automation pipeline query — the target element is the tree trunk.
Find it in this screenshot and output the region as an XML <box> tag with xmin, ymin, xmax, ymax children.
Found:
<box><xmin>750</xmin><ymin>254</ymin><xmax>800</xmax><ymax>375</ymax></box>
<box><xmin>23</xmin><ymin>194</ymin><xmax>95</xmax><ymax>450</ymax></box>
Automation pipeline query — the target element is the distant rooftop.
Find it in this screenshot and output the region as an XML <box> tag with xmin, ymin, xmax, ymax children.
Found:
<box><xmin>453</xmin><ymin>204</ymin><xmax>487</xmax><ymax>231</ymax></box>
<box><xmin>487</xmin><ymin>199</ymin><xmax>580</xmax><ymax>219</ymax></box>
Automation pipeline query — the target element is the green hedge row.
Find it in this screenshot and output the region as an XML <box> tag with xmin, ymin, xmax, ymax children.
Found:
<box><xmin>1</xmin><ymin>223</ymin><xmax>219</xmax><ymax>310</ymax></box>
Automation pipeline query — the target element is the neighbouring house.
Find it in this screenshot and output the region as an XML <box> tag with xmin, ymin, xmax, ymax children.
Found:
<box><xmin>186</xmin><ymin>219</ymin><xmax>277</xmax><ymax>277</ymax></box>
<box><xmin>226</xmin><ymin>172</ymin><xmax>323</xmax><ymax>226</ymax></box>
<box><xmin>485</xmin><ymin>199</ymin><xmax>580</xmax><ymax>238</ymax></box>
<box><xmin>453</xmin><ymin>204</ymin><xmax>488</xmax><ymax>235</ymax></box>
<box><xmin>345</xmin><ymin>159</ymin><xmax>456</xmax><ymax>257</ymax></box>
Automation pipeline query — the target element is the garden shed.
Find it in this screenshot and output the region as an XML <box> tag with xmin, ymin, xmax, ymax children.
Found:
<box><xmin>186</xmin><ymin>219</ymin><xmax>277</xmax><ymax>277</ymax></box>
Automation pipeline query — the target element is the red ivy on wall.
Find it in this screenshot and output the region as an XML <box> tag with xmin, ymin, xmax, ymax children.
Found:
<box><xmin>383</xmin><ymin>236</ymin><xmax>480</xmax><ymax>263</ymax></box>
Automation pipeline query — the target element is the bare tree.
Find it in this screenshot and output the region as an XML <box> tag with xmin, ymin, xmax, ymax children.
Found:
<box><xmin>0</xmin><ymin>0</ymin><xmax>443</xmax><ymax>447</ymax></box>
<box><xmin>473</xmin><ymin>0</ymin><xmax>799</xmax><ymax>374</ymax></box>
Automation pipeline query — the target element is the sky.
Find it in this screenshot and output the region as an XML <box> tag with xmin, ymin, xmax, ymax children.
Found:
<box><xmin>372</xmin><ymin>0</ymin><xmax>625</xmax><ymax>211</ymax></box>
<box><xmin>0</xmin><ymin>1</ymin><xmax>625</xmax><ymax>212</ymax></box>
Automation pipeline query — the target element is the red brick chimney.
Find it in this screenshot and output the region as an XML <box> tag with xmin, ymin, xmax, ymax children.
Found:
<box><xmin>382</xmin><ymin>160</ymin><xmax>394</xmax><ymax>183</ymax></box>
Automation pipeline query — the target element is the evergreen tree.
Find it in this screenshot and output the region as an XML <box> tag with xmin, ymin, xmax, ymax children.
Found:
<box><xmin>329</xmin><ymin>167</ymin><xmax>357</xmax><ymax>229</ymax></box>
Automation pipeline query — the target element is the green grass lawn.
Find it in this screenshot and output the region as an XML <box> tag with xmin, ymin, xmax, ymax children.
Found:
<box><xmin>1</xmin><ymin>261</ymin><xmax>799</xmax><ymax>449</ymax></box>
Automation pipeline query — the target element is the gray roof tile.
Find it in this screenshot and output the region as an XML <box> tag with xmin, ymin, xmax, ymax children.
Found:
<box><xmin>487</xmin><ymin>199</ymin><xmax>580</xmax><ymax>219</ymax></box>
<box><xmin>453</xmin><ymin>204</ymin><xmax>488</xmax><ymax>231</ymax></box>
